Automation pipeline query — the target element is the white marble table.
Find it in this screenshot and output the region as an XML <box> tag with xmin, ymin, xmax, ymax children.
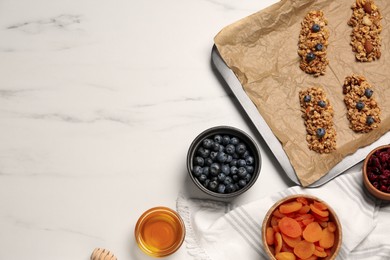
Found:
<box><xmin>0</xmin><ymin>0</ymin><xmax>296</xmax><ymax>259</ymax></box>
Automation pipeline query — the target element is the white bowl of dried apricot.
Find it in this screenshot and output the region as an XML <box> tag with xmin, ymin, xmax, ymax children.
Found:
<box><xmin>262</xmin><ymin>194</ymin><xmax>342</xmax><ymax>260</ymax></box>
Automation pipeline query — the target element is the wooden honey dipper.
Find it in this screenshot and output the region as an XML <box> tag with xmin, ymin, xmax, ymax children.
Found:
<box><xmin>91</xmin><ymin>248</ymin><xmax>117</xmax><ymax>260</ymax></box>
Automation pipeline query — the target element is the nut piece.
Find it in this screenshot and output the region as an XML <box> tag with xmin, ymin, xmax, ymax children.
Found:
<box><xmin>297</xmin><ymin>10</ymin><xmax>329</xmax><ymax>77</ymax></box>
<box><xmin>348</xmin><ymin>0</ymin><xmax>382</xmax><ymax>62</ymax></box>
<box><xmin>342</xmin><ymin>74</ymin><xmax>381</xmax><ymax>133</ymax></box>
<box><xmin>91</xmin><ymin>248</ymin><xmax>117</xmax><ymax>260</ymax></box>
<box><xmin>364</xmin><ymin>40</ymin><xmax>373</xmax><ymax>54</ymax></box>
<box><xmin>299</xmin><ymin>87</ymin><xmax>336</xmax><ymax>153</ymax></box>
<box><xmin>363</xmin><ymin>1</ymin><xmax>372</xmax><ymax>13</ymax></box>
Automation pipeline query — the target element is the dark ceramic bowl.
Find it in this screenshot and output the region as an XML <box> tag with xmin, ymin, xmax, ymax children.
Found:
<box><xmin>187</xmin><ymin>126</ymin><xmax>261</xmax><ymax>198</ymax></box>
<box><xmin>362</xmin><ymin>144</ymin><xmax>390</xmax><ymax>201</ymax></box>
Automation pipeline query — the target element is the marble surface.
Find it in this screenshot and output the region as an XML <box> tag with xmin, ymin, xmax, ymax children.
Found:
<box><xmin>0</xmin><ymin>0</ymin><xmax>296</xmax><ymax>259</ymax></box>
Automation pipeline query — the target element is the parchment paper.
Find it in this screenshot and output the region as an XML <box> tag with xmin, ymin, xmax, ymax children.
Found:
<box><xmin>214</xmin><ymin>0</ymin><xmax>390</xmax><ymax>186</ymax></box>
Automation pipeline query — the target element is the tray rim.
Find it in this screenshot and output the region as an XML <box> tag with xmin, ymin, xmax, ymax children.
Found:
<box><xmin>211</xmin><ymin>44</ymin><xmax>390</xmax><ymax>187</ymax></box>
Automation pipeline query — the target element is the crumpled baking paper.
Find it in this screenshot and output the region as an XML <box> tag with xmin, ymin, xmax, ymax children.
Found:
<box><xmin>214</xmin><ymin>0</ymin><xmax>389</xmax><ymax>186</ymax></box>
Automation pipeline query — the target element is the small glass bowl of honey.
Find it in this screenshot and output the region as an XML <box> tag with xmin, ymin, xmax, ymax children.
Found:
<box><xmin>134</xmin><ymin>206</ymin><xmax>185</xmax><ymax>257</ymax></box>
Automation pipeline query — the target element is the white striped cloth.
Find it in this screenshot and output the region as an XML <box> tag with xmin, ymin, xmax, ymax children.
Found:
<box><xmin>177</xmin><ymin>170</ymin><xmax>390</xmax><ymax>260</ymax></box>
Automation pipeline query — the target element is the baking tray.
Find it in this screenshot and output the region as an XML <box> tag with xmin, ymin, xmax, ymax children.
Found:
<box><xmin>211</xmin><ymin>45</ymin><xmax>390</xmax><ymax>187</ymax></box>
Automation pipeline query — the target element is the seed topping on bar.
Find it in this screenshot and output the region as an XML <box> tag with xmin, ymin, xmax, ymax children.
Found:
<box><xmin>348</xmin><ymin>0</ymin><xmax>382</xmax><ymax>62</ymax></box>
<box><xmin>298</xmin><ymin>11</ymin><xmax>330</xmax><ymax>77</ymax></box>
<box><xmin>342</xmin><ymin>74</ymin><xmax>381</xmax><ymax>132</ymax></box>
<box><xmin>299</xmin><ymin>87</ymin><xmax>336</xmax><ymax>153</ymax></box>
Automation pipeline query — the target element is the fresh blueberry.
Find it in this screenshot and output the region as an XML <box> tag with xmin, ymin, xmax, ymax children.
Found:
<box><xmin>304</xmin><ymin>95</ymin><xmax>311</xmax><ymax>102</ymax></box>
<box><xmin>315</xmin><ymin>43</ymin><xmax>323</xmax><ymax>51</ymax></box>
<box><xmin>318</xmin><ymin>100</ymin><xmax>326</xmax><ymax>108</ymax></box>
<box><xmin>356</xmin><ymin>101</ymin><xmax>365</xmax><ymax>111</ymax></box>
<box><xmin>214</xmin><ymin>135</ymin><xmax>222</xmax><ymax>144</ymax></box>
<box><xmin>238</xmin><ymin>167</ymin><xmax>247</xmax><ymax>178</ymax></box>
<box><xmin>210</xmin><ymin>151</ymin><xmax>218</xmax><ymax>160</ymax></box>
<box><xmin>217</xmin><ymin>184</ymin><xmax>226</xmax><ymax>194</ymax></box>
<box><xmin>194</xmin><ymin>156</ymin><xmax>204</xmax><ymax>166</ymax></box>
<box><xmin>234</xmin><ymin>183</ymin><xmax>240</xmax><ymax>191</ymax></box>
<box><xmin>366</xmin><ymin>116</ymin><xmax>375</xmax><ymax>125</ymax></box>
<box><xmin>202</xmin><ymin>138</ymin><xmax>213</xmax><ymax>149</ymax></box>
<box><xmin>225</xmin><ymin>183</ymin><xmax>236</xmax><ymax>193</ymax></box>
<box><xmin>197</xmin><ymin>147</ymin><xmax>210</xmax><ymax>158</ymax></box>
<box><xmin>212</xmin><ymin>142</ymin><xmax>221</xmax><ymax>152</ymax></box>
<box><xmin>210</xmin><ymin>163</ymin><xmax>221</xmax><ymax>176</ymax></box>
<box><xmin>208</xmin><ymin>181</ymin><xmax>218</xmax><ymax>191</ymax></box>
<box><xmin>245</xmin><ymin>156</ymin><xmax>254</xmax><ymax>166</ymax></box>
<box><xmin>217</xmin><ymin>173</ymin><xmax>226</xmax><ymax>182</ymax></box>
<box><xmin>230</xmin><ymin>159</ymin><xmax>238</xmax><ymax>167</ymax></box>
<box><xmin>232</xmin><ymin>174</ymin><xmax>239</xmax><ymax>182</ymax></box>
<box><xmin>237</xmin><ymin>159</ymin><xmax>246</xmax><ymax>167</ymax></box>
<box><xmin>224</xmin><ymin>176</ymin><xmax>233</xmax><ymax>185</ymax></box>
<box><xmin>232</xmin><ymin>153</ymin><xmax>240</xmax><ymax>159</ymax></box>
<box><xmin>230</xmin><ymin>137</ymin><xmax>239</xmax><ymax>145</ymax></box>
<box><xmin>198</xmin><ymin>174</ymin><xmax>207</xmax><ymax>183</ymax></box>
<box><xmin>312</xmin><ymin>24</ymin><xmax>321</xmax><ymax>32</ymax></box>
<box><xmin>202</xmin><ymin>179</ymin><xmax>210</xmax><ymax>187</ymax></box>
<box><xmin>204</xmin><ymin>158</ymin><xmax>213</xmax><ymax>166</ymax></box>
<box><xmin>244</xmin><ymin>173</ymin><xmax>252</xmax><ymax>182</ymax></box>
<box><xmin>246</xmin><ymin>165</ymin><xmax>254</xmax><ymax>174</ymax></box>
<box><xmin>192</xmin><ymin>166</ymin><xmax>203</xmax><ymax>177</ymax></box>
<box><xmin>242</xmin><ymin>150</ymin><xmax>250</xmax><ymax>158</ymax></box>
<box><xmin>203</xmin><ymin>167</ymin><xmax>210</xmax><ymax>177</ymax></box>
<box><xmin>221</xmin><ymin>164</ymin><xmax>230</xmax><ymax>175</ymax></box>
<box><xmin>230</xmin><ymin>166</ymin><xmax>238</xmax><ymax>175</ymax></box>
<box><xmin>216</xmin><ymin>152</ymin><xmax>228</xmax><ymax>163</ymax></box>
<box><xmin>236</xmin><ymin>143</ymin><xmax>247</xmax><ymax>155</ymax></box>
<box><xmin>226</xmin><ymin>155</ymin><xmax>233</xmax><ymax>163</ymax></box>
<box><xmin>365</xmin><ymin>88</ymin><xmax>373</xmax><ymax>98</ymax></box>
<box><xmin>225</xmin><ymin>144</ymin><xmax>236</xmax><ymax>155</ymax></box>
<box><xmin>306</xmin><ymin>52</ymin><xmax>316</xmax><ymax>62</ymax></box>
<box><xmin>222</xmin><ymin>135</ymin><xmax>230</xmax><ymax>145</ymax></box>
<box><xmin>238</xmin><ymin>179</ymin><xmax>247</xmax><ymax>187</ymax></box>
<box><xmin>210</xmin><ymin>177</ymin><xmax>218</xmax><ymax>182</ymax></box>
<box><xmin>316</xmin><ymin>128</ymin><xmax>326</xmax><ymax>138</ymax></box>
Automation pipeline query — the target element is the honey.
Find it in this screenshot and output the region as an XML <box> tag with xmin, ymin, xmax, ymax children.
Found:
<box><xmin>135</xmin><ymin>207</ymin><xmax>185</xmax><ymax>257</ymax></box>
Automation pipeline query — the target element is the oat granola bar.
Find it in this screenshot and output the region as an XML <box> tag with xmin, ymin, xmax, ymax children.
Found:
<box><xmin>299</xmin><ymin>87</ymin><xmax>336</xmax><ymax>153</ymax></box>
<box><xmin>343</xmin><ymin>74</ymin><xmax>381</xmax><ymax>132</ymax></box>
<box><xmin>298</xmin><ymin>11</ymin><xmax>329</xmax><ymax>77</ymax></box>
<box><xmin>348</xmin><ymin>0</ymin><xmax>382</xmax><ymax>62</ymax></box>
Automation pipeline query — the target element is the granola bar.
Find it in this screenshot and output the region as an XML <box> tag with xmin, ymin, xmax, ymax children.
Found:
<box><xmin>348</xmin><ymin>0</ymin><xmax>382</xmax><ymax>62</ymax></box>
<box><xmin>299</xmin><ymin>87</ymin><xmax>336</xmax><ymax>153</ymax></box>
<box><xmin>298</xmin><ymin>11</ymin><xmax>330</xmax><ymax>77</ymax></box>
<box><xmin>342</xmin><ymin>74</ymin><xmax>381</xmax><ymax>132</ymax></box>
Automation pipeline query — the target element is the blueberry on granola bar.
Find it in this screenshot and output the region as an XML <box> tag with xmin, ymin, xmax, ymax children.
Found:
<box><xmin>316</xmin><ymin>128</ymin><xmax>326</xmax><ymax>138</ymax></box>
<box><xmin>306</xmin><ymin>52</ymin><xmax>316</xmax><ymax>62</ymax></box>
<box><xmin>311</xmin><ymin>24</ymin><xmax>321</xmax><ymax>32</ymax></box>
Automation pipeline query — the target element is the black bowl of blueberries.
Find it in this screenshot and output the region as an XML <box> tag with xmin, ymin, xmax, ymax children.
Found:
<box><xmin>187</xmin><ymin>126</ymin><xmax>261</xmax><ymax>198</ymax></box>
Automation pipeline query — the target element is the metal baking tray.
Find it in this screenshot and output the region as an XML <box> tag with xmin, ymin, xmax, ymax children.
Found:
<box><xmin>211</xmin><ymin>45</ymin><xmax>390</xmax><ymax>187</ymax></box>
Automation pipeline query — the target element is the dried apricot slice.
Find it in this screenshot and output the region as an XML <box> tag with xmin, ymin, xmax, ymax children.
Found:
<box><xmin>266</xmin><ymin>227</ymin><xmax>275</xmax><ymax>245</ymax></box>
<box><xmin>275</xmin><ymin>232</ymin><xmax>283</xmax><ymax>254</ymax></box>
<box><xmin>303</xmin><ymin>222</ymin><xmax>323</xmax><ymax>242</ymax></box>
<box><xmin>294</xmin><ymin>240</ymin><xmax>315</xmax><ymax>259</ymax></box>
<box><xmin>282</xmin><ymin>234</ymin><xmax>301</xmax><ymax>248</ymax></box>
<box><xmin>298</xmin><ymin>205</ymin><xmax>311</xmax><ymax>214</ymax></box>
<box><xmin>319</xmin><ymin>228</ymin><xmax>335</xmax><ymax>249</ymax></box>
<box><xmin>275</xmin><ymin>252</ymin><xmax>297</xmax><ymax>260</ymax></box>
<box><xmin>310</xmin><ymin>203</ymin><xmax>329</xmax><ymax>218</ymax></box>
<box><xmin>280</xmin><ymin>201</ymin><xmax>303</xmax><ymax>214</ymax></box>
<box><xmin>327</xmin><ymin>222</ymin><xmax>336</xmax><ymax>232</ymax></box>
<box><xmin>278</xmin><ymin>217</ymin><xmax>302</xmax><ymax>238</ymax></box>
<box><xmin>313</xmin><ymin>201</ymin><xmax>327</xmax><ymax>211</ymax></box>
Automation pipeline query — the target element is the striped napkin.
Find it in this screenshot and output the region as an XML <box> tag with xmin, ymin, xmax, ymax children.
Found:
<box><xmin>177</xmin><ymin>170</ymin><xmax>390</xmax><ymax>259</ymax></box>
